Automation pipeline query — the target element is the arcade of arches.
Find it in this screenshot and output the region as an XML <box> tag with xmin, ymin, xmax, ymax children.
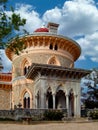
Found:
<box><xmin>20</xmin><ymin>86</ymin><xmax>76</xmax><ymax>117</ymax></box>
<box><xmin>35</xmin><ymin>87</ymin><xmax>75</xmax><ymax>117</ymax></box>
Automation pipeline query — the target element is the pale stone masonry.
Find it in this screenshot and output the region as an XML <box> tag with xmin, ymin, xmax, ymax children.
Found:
<box><xmin>0</xmin><ymin>88</ymin><xmax>10</xmax><ymax>110</ymax></box>
<box><xmin>0</xmin><ymin>73</ymin><xmax>12</xmax><ymax>110</ymax></box>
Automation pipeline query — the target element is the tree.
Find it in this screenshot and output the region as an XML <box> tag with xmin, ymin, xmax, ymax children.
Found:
<box><xmin>0</xmin><ymin>0</ymin><xmax>27</xmax><ymax>54</ymax></box>
<box><xmin>83</xmin><ymin>69</ymin><xmax>98</xmax><ymax>109</ymax></box>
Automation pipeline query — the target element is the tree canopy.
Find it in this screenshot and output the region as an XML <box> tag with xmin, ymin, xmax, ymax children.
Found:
<box><xmin>82</xmin><ymin>69</ymin><xmax>98</xmax><ymax>109</ymax></box>
<box><xmin>0</xmin><ymin>0</ymin><xmax>27</xmax><ymax>54</ymax></box>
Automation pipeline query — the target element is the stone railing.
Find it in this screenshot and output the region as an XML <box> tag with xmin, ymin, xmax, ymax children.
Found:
<box><xmin>0</xmin><ymin>108</ymin><xmax>67</xmax><ymax>120</ymax></box>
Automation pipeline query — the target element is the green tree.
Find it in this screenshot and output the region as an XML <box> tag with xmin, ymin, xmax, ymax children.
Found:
<box><xmin>83</xmin><ymin>69</ymin><xmax>98</xmax><ymax>109</ymax></box>
<box><xmin>0</xmin><ymin>0</ymin><xmax>27</xmax><ymax>54</ymax></box>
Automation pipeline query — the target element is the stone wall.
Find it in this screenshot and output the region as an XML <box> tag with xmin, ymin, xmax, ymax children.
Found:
<box><xmin>0</xmin><ymin>88</ymin><xmax>10</xmax><ymax>110</ymax></box>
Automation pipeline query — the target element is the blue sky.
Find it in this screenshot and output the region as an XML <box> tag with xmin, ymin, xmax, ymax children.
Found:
<box><xmin>1</xmin><ymin>0</ymin><xmax>98</xmax><ymax>72</ymax></box>
<box><xmin>7</xmin><ymin>0</ymin><xmax>66</xmax><ymax>15</ymax></box>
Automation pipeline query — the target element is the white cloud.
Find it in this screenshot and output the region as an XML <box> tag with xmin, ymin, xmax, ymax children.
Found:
<box><xmin>77</xmin><ymin>31</ymin><xmax>98</xmax><ymax>62</ymax></box>
<box><xmin>14</xmin><ymin>4</ymin><xmax>43</xmax><ymax>33</ymax></box>
<box><xmin>42</xmin><ymin>7</ymin><xmax>62</xmax><ymax>24</ymax></box>
<box><xmin>0</xmin><ymin>50</ymin><xmax>12</xmax><ymax>72</ymax></box>
<box><xmin>43</xmin><ymin>0</ymin><xmax>98</xmax><ymax>36</ymax></box>
<box><xmin>6</xmin><ymin>0</ymin><xmax>98</xmax><ymax>39</ymax></box>
<box><xmin>42</xmin><ymin>0</ymin><xmax>98</xmax><ymax>62</ymax></box>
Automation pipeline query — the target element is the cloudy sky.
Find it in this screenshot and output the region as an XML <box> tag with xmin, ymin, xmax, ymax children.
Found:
<box><xmin>1</xmin><ymin>0</ymin><xmax>98</xmax><ymax>72</ymax></box>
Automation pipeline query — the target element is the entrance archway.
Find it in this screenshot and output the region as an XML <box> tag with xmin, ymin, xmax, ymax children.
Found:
<box><xmin>46</xmin><ymin>88</ymin><xmax>53</xmax><ymax>109</ymax></box>
<box><xmin>56</xmin><ymin>90</ymin><xmax>66</xmax><ymax>109</ymax></box>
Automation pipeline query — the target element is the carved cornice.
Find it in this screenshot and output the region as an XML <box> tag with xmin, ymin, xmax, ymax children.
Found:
<box><xmin>26</xmin><ymin>63</ymin><xmax>91</xmax><ymax>80</ymax></box>
<box><xmin>5</xmin><ymin>33</ymin><xmax>81</xmax><ymax>61</ymax></box>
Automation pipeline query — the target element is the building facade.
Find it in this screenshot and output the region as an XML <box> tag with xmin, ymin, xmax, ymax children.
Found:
<box><xmin>0</xmin><ymin>22</ymin><xmax>90</xmax><ymax>117</ymax></box>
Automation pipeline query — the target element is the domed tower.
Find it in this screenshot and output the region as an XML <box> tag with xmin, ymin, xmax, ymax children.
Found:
<box><xmin>6</xmin><ymin>22</ymin><xmax>90</xmax><ymax>117</ymax></box>
<box><xmin>6</xmin><ymin>22</ymin><xmax>81</xmax><ymax>78</ymax></box>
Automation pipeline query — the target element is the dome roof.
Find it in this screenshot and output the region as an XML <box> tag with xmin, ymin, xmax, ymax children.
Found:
<box><xmin>34</xmin><ymin>27</ymin><xmax>49</xmax><ymax>32</ymax></box>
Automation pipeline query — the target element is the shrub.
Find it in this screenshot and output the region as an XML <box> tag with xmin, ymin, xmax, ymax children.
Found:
<box><xmin>44</xmin><ymin>110</ymin><xmax>64</xmax><ymax>121</ymax></box>
<box><xmin>88</xmin><ymin>109</ymin><xmax>98</xmax><ymax>119</ymax></box>
<box><xmin>85</xmin><ymin>100</ymin><xmax>98</xmax><ymax>109</ymax></box>
<box><xmin>0</xmin><ymin>118</ymin><xmax>14</xmax><ymax>121</ymax></box>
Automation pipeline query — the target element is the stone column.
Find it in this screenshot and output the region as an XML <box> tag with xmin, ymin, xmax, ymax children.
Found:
<box><xmin>35</xmin><ymin>95</ymin><xmax>37</xmax><ymax>109</ymax></box>
<box><xmin>40</xmin><ymin>80</ymin><xmax>46</xmax><ymax>109</ymax></box>
<box><xmin>66</xmin><ymin>94</ymin><xmax>69</xmax><ymax>117</ymax></box>
<box><xmin>46</xmin><ymin>96</ymin><xmax>48</xmax><ymax>109</ymax></box>
<box><xmin>76</xmin><ymin>94</ymin><xmax>81</xmax><ymax>117</ymax></box>
<box><xmin>53</xmin><ymin>93</ymin><xmax>56</xmax><ymax>109</ymax></box>
<box><xmin>40</xmin><ymin>92</ymin><xmax>45</xmax><ymax>109</ymax></box>
<box><xmin>44</xmin><ymin>93</ymin><xmax>47</xmax><ymax>109</ymax></box>
<box><xmin>74</xmin><ymin>94</ymin><xmax>78</xmax><ymax>117</ymax></box>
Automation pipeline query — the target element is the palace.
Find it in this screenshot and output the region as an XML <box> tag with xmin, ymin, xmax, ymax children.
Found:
<box><xmin>0</xmin><ymin>22</ymin><xmax>90</xmax><ymax>117</ymax></box>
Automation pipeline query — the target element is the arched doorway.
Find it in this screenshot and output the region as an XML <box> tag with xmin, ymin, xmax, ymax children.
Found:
<box><xmin>23</xmin><ymin>92</ymin><xmax>30</xmax><ymax>109</ymax></box>
<box><xmin>46</xmin><ymin>88</ymin><xmax>53</xmax><ymax>109</ymax></box>
<box><xmin>69</xmin><ymin>90</ymin><xmax>74</xmax><ymax>116</ymax></box>
<box><xmin>56</xmin><ymin>90</ymin><xmax>66</xmax><ymax>109</ymax></box>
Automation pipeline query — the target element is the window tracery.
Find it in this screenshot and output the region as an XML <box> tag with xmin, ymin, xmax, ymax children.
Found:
<box><xmin>21</xmin><ymin>58</ymin><xmax>31</xmax><ymax>75</ymax></box>
<box><xmin>49</xmin><ymin>44</ymin><xmax>58</xmax><ymax>50</ymax></box>
<box><xmin>23</xmin><ymin>92</ymin><xmax>30</xmax><ymax>109</ymax></box>
<box><xmin>48</xmin><ymin>56</ymin><xmax>60</xmax><ymax>66</ymax></box>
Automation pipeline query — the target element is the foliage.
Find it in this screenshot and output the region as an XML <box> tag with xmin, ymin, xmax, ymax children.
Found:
<box><xmin>44</xmin><ymin>110</ymin><xmax>64</xmax><ymax>121</ymax></box>
<box><xmin>83</xmin><ymin>69</ymin><xmax>98</xmax><ymax>109</ymax></box>
<box><xmin>0</xmin><ymin>0</ymin><xmax>27</xmax><ymax>54</ymax></box>
<box><xmin>88</xmin><ymin>109</ymin><xmax>98</xmax><ymax>119</ymax></box>
<box><xmin>85</xmin><ymin>100</ymin><xmax>98</xmax><ymax>109</ymax></box>
<box><xmin>7</xmin><ymin>36</ymin><xmax>26</xmax><ymax>55</ymax></box>
<box><xmin>0</xmin><ymin>117</ymin><xmax>15</xmax><ymax>121</ymax></box>
<box><xmin>0</xmin><ymin>0</ymin><xmax>7</xmax><ymax>3</ymax></box>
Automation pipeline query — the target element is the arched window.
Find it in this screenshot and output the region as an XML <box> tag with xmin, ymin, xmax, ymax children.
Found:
<box><xmin>56</xmin><ymin>90</ymin><xmax>66</xmax><ymax>109</ymax></box>
<box><xmin>24</xmin><ymin>66</ymin><xmax>31</xmax><ymax>75</ymax></box>
<box><xmin>49</xmin><ymin>44</ymin><xmax>53</xmax><ymax>50</ymax></box>
<box><xmin>28</xmin><ymin>66</ymin><xmax>30</xmax><ymax>70</ymax></box>
<box><xmin>21</xmin><ymin>58</ymin><xmax>31</xmax><ymax>75</ymax></box>
<box><xmin>49</xmin><ymin>44</ymin><xmax>58</xmax><ymax>50</ymax></box>
<box><xmin>48</xmin><ymin>56</ymin><xmax>60</xmax><ymax>65</ymax></box>
<box><xmin>23</xmin><ymin>92</ymin><xmax>30</xmax><ymax>109</ymax></box>
<box><xmin>46</xmin><ymin>88</ymin><xmax>53</xmax><ymax>109</ymax></box>
<box><xmin>24</xmin><ymin>67</ymin><xmax>27</xmax><ymax>75</ymax></box>
<box><xmin>49</xmin><ymin>59</ymin><xmax>56</xmax><ymax>65</ymax></box>
<box><xmin>54</xmin><ymin>44</ymin><xmax>58</xmax><ymax>50</ymax></box>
